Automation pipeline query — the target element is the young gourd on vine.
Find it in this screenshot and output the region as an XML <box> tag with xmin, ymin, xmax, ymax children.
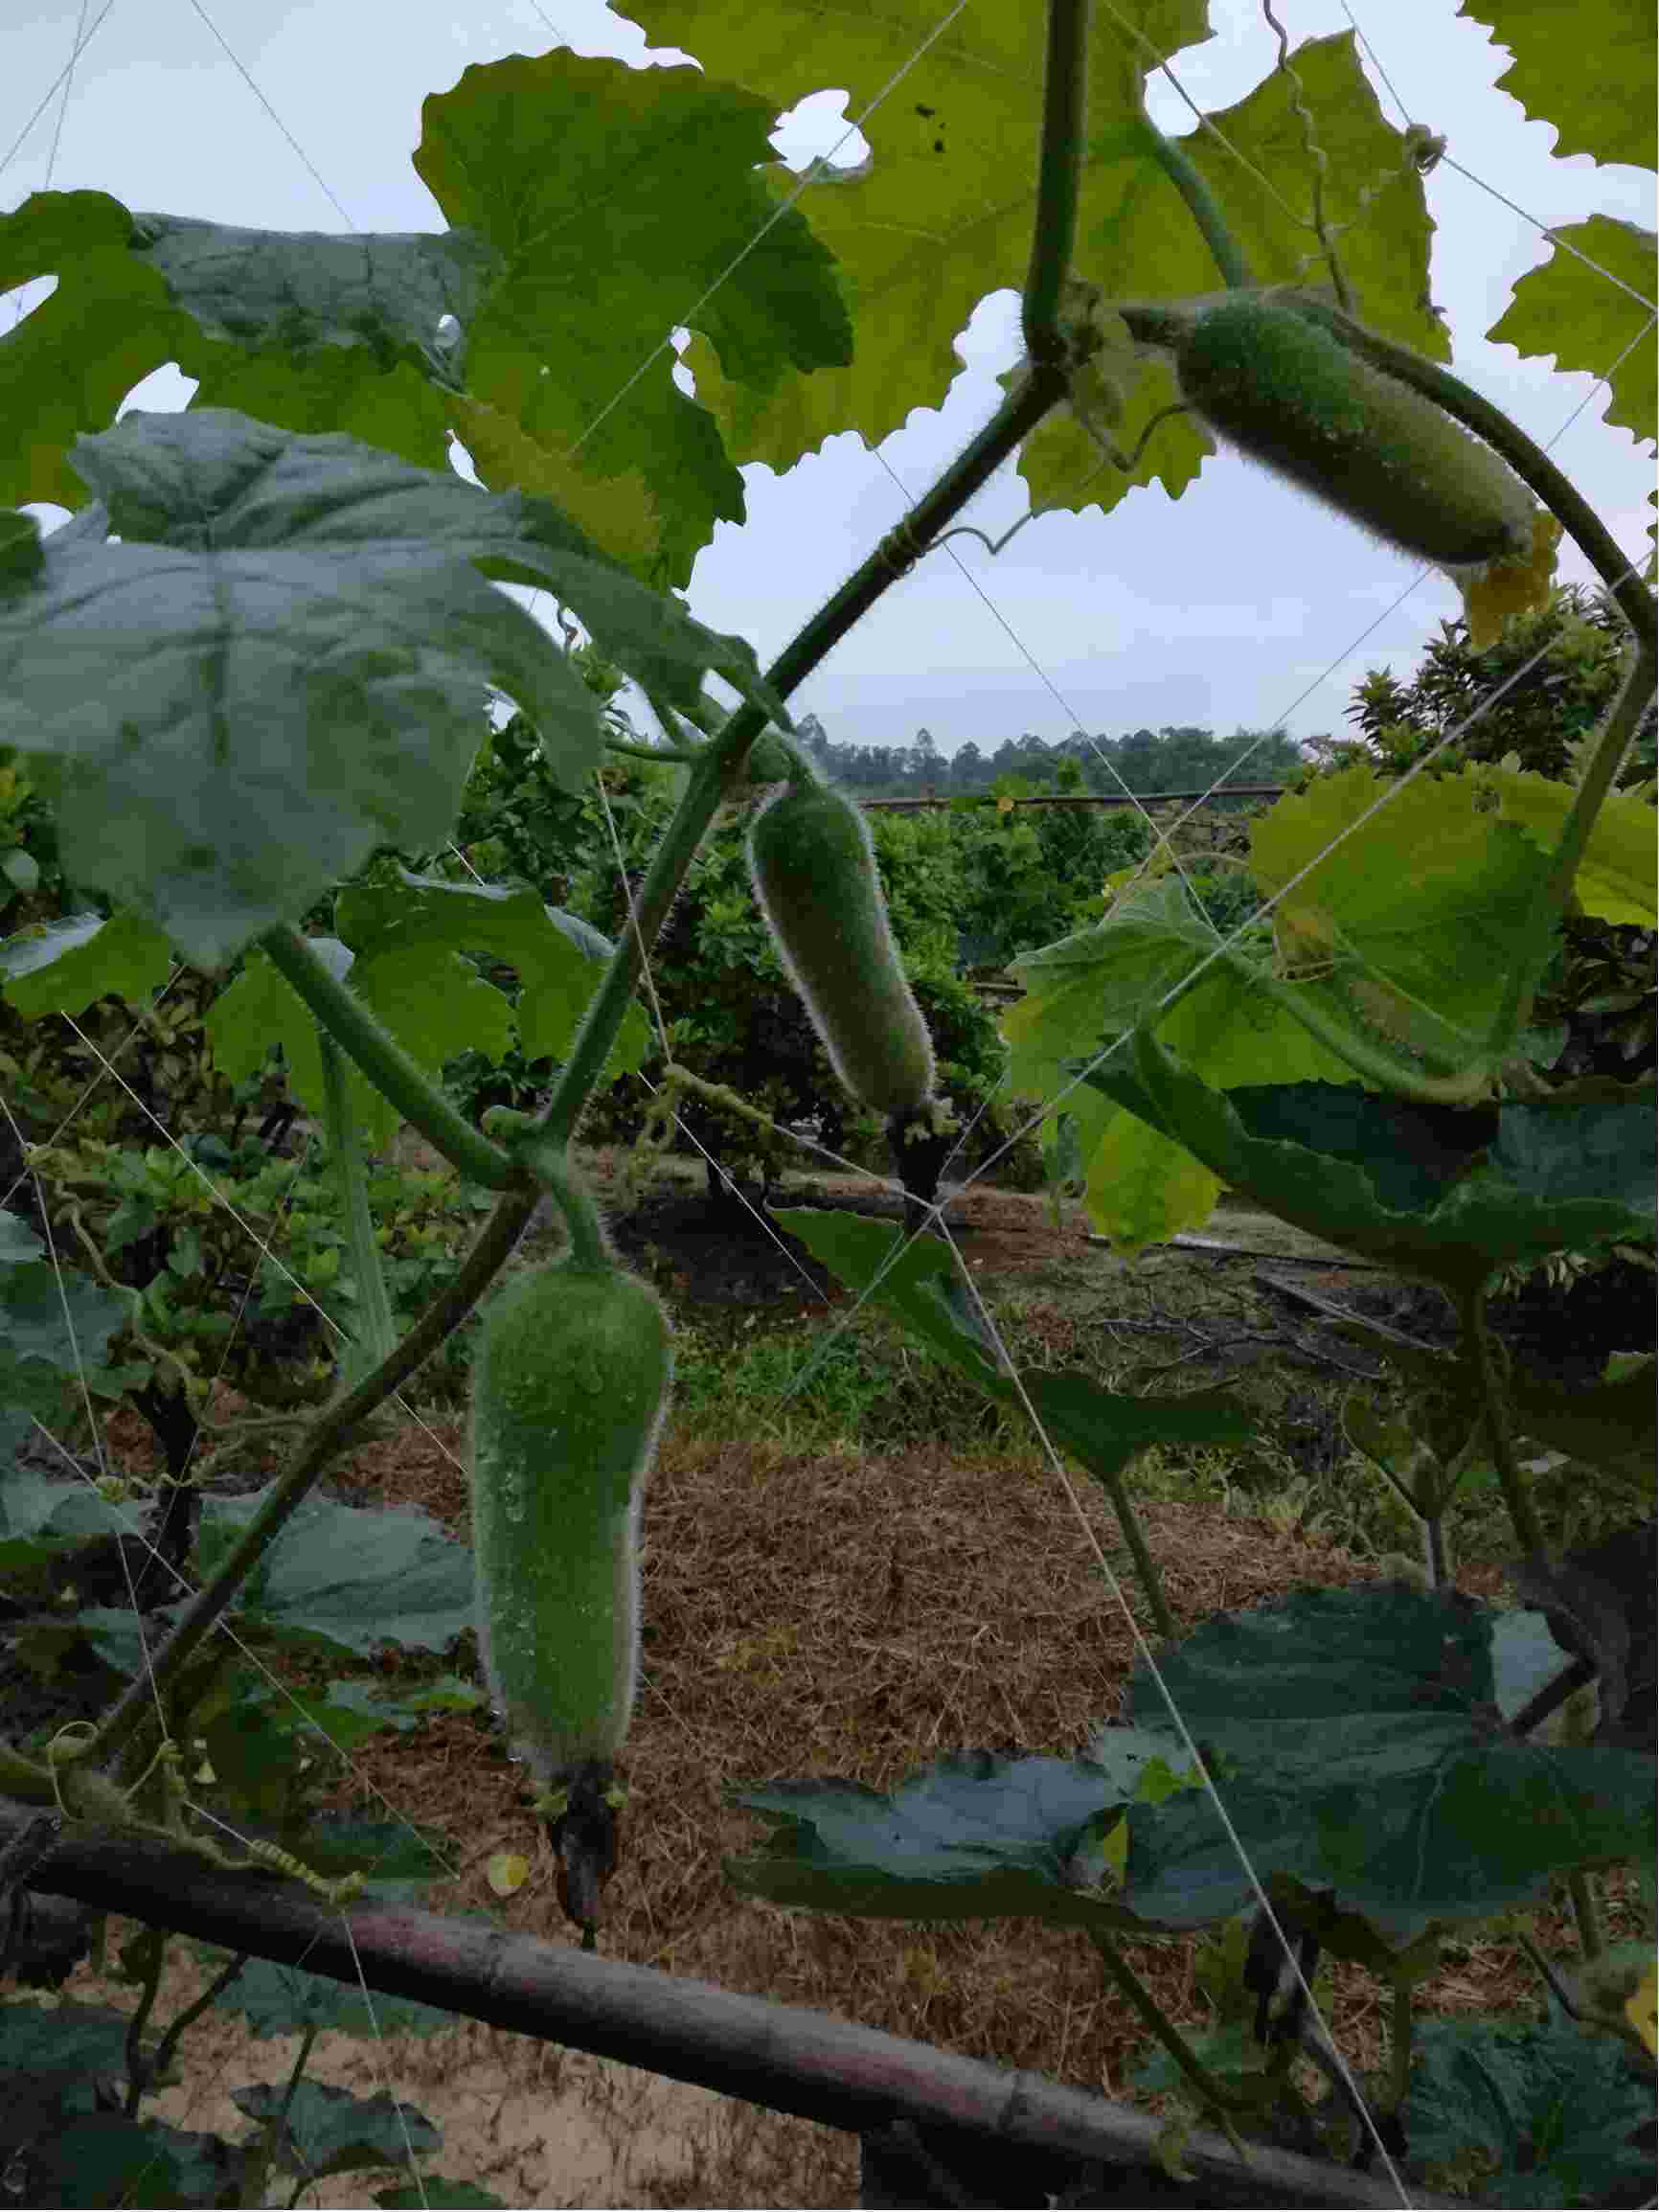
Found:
<box><xmin>1171</xmin><ymin>292</ymin><xmax>1536</xmax><ymax>570</ymax></box>
<box><xmin>746</xmin><ymin>753</ymin><xmax>955</xmax><ymax>1226</ymax></box>
<box><xmin>468</xmin><ymin>1118</ymin><xmax>673</xmax><ymax>1950</ymax></box>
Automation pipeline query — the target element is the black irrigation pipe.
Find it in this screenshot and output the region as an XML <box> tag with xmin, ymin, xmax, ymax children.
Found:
<box><xmin>9</xmin><ymin>1807</ymin><xmax>1458</xmax><ymax>2210</ymax></box>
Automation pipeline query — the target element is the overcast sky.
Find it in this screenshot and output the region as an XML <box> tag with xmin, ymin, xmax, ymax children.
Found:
<box><xmin>6</xmin><ymin>0</ymin><xmax>1653</xmax><ymax>764</ymax></box>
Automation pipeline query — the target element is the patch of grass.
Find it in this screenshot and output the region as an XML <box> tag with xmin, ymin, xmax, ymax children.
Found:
<box><xmin>669</xmin><ymin>1301</ymin><xmax>1018</xmax><ymax>1456</ymax></box>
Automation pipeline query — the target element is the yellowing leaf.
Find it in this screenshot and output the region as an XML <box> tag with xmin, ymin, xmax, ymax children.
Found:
<box><xmin>1459</xmin><ymin>508</ymin><xmax>1561</xmax><ymax>650</ymax></box>
<box><xmin>487</xmin><ymin>1850</ymin><xmax>530</xmax><ymax>1898</ymax></box>
<box><xmin>1459</xmin><ymin>3</ymin><xmax>1655</xmax><ymax>170</ymax></box>
<box><xmin>1489</xmin><ymin>213</ymin><xmax>1658</xmax><ymax>452</ymax></box>
<box><xmin>1481</xmin><ymin>767</ymin><xmax>1658</xmax><ymax>926</ymax></box>
<box><xmin>449</xmin><ymin>392</ymin><xmax>661</xmax><ymax>576</ymax></box>
<box><xmin>1626</xmin><ymin>1961</ymin><xmax>1656</xmax><ymax>2055</ymax></box>
<box><xmin>1099</xmin><ymin>1814</ymin><xmax>1129</xmax><ymax>1890</ymax></box>
<box><xmin>628</xmin><ymin>6</ymin><xmax>1443</xmax><ymax>530</ymax></box>
<box><xmin>1154</xmin><ymin>2117</ymin><xmax>1196</xmax><ymax>2184</ymax></box>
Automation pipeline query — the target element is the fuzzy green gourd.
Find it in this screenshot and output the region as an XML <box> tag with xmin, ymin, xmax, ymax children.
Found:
<box><xmin>748</xmin><ymin>779</ymin><xmax>935</xmax><ymax>1116</ymax></box>
<box><xmin>469</xmin><ymin>1258</ymin><xmax>671</xmax><ymax>1791</ymax></box>
<box><xmin>1174</xmin><ymin>296</ymin><xmax>1534</xmax><ymax>569</ymax></box>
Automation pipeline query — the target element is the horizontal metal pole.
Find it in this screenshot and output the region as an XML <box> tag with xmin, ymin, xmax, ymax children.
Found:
<box><xmin>859</xmin><ymin>787</ymin><xmax>1286</xmax><ymax>810</ymax></box>
<box><xmin>10</xmin><ymin>1804</ymin><xmax>1453</xmax><ymax>2209</ymax></box>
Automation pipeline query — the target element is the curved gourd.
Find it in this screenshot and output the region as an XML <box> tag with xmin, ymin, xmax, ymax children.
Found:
<box><xmin>1175</xmin><ymin>297</ymin><xmax>1534</xmax><ymax>569</ymax></box>
<box><xmin>748</xmin><ymin>780</ymin><xmax>935</xmax><ymax>1116</ymax></box>
<box><xmin>469</xmin><ymin>1258</ymin><xmax>672</xmax><ymax>1786</ymax></box>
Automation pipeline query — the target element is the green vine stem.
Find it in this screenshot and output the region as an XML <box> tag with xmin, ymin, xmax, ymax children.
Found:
<box><xmin>605</xmin><ymin>737</ymin><xmax>700</xmax><ymax>764</ymax></box>
<box><xmin>1387</xmin><ymin>1980</ymin><xmax>1412</xmax><ymax>2115</ymax></box>
<box><xmin>318</xmin><ymin>1021</ymin><xmax>398</xmax><ymax>1388</ymax></box>
<box><xmin>1022</xmin><ymin>0</ymin><xmax>1093</xmax><ymax>367</ymax></box>
<box><xmin>85</xmin><ymin>1177</ymin><xmax>542</xmax><ymax>1773</ymax></box>
<box><xmin>647</xmin><ymin>686</ymin><xmax>718</xmax><ymax>740</ymax></box>
<box><xmin>1138</xmin><ymin>105</ymin><xmax>1255</xmax><ymax>290</ymax></box>
<box><xmin>1086</xmin><ymin>1928</ymin><xmax>1256</xmax><ymax>2125</ymax></box>
<box><xmin>479</xmin><ymin>1106</ymin><xmax>609</xmax><ymax>1267</ymax></box>
<box><xmin>1457</xmin><ymin>1280</ymin><xmax>1546</xmax><ymax>1559</ymax></box>
<box><xmin>259</xmin><ymin>924</ymin><xmax>525</xmax><ymax>1193</ymax></box>
<box><xmin>1567</xmin><ymin>1869</ymin><xmax>1605</xmax><ymax>1964</ymax></box>
<box><xmin>149</xmin><ymin>1950</ymin><xmax>247</xmax><ymax>2086</ymax></box>
<box><xmin>1090</xmin><ymin>1457</ymin><xmax>1177</xmax><ymax>1640</ymax></box>
<box><xmin>122</xmin><ymin>1928</ymin><xmax>167</xmax><ymax>2115</ymax></box>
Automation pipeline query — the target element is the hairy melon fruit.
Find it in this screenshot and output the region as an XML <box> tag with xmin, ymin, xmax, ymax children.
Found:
<box><xmin>469</xmin><ymin>1259</ymin><xmax>672</xmax><ymax>1787</ymax></box>
<box><xmin>748</xmin><ymin>781</ymin><xmax>935</xmax><ymax>1116</ymax></box>
<box><xmin>1175</xmin><ymin>297</ymin><xmax>1534</xmax><ymax>568</ymax></box>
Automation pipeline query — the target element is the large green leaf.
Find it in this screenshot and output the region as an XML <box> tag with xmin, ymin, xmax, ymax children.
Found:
<box><xmin>1455</xmin><ymin>0</ymin><xmax>1657</xmax><ymax>171</ymax></box>
<box><xmin>231</xmin><ymin>2082</ymin><xmax>441</xmax><ymax>2180</ymax></box>
<box><xmin>1488</xmin><ymin>215</ymin><xmax>1658</xmax><ymax>455</ymax></box>
<box><xmin>648</xmin><ymin>2</ymin><xmax>1443</xmax><ymax>517</ymax></box>
<box><xmin>2</xmin><ymin>50</ymin><xmax>854</xmax><ymax>589</ymax></box>
<box><xmin>1003</xmin><ymin>877</ymin><xmax>1357</xmax><ymax>1252</ymax></box>
<box><xmin>1122</xmin><ymin>1585</ymin><xmax>1656</xmax><ymax>1937</ymax></box>
<box><xmin>0</xmin><ymin>194</ymin><xmax>196</xmax><ymax>513</ymax></box>
<box><xmin>1402</xmin><ymin>2003</ymin><xmax>1658</xmax><ymax>2207</ymax></box>
<box><xmin>726</xmin><ymin>1736</ymin><xmax>1196</xmax><ymax>1928</ymax></box>
<box><xmin>208</xmin><ymin>1952</ymin><xmax>457</xmax><ymax>2041</ymax></box>
<box><xmin>0</xmin><ymin>908</ymin><xmax>177</xmax><ymax>1018</ymax></box>
<box><xmin>415</xmin><ymin>50</ymin><xmax>852</xmax><ymax>585</ymax></box>
<box><xmin>0</xmin><ymin>409</ymin><xmax>778</xmax><ymax>968</ymax></box>
<box><xmin>0</xmin><ymin>1261</ymin><xmax>140</xmax><ymax>1430</ymax></box>
<box><xmin>27</xmin><ymin>2116</ymin><xmax>237</xmax><ymax>2211</ymax></box>
<box><xmin>193</xmin><ymin>1489</ymin><xmax>474</xmax><ymax>1659</ymax></box>
<box><xmin>0</xmin><ymin>190</ymin><xmax>489</xmax><ymax>512</ymax></box>
<box><xmin>1247</xmin><ymin>764</ymin><xmax>1557</xmax><ymax>1075</ymax></box>
<box><xmin>335</xmin><ymin>873</ymin><xmax>649</xmax><ymax>1076</ymax></box>
<box><xmin>1482</xmin><ymin>764</ymin><xmax>1659</xmax><ymax>924</ymax></box>
<box><xmin>0</xmin><ymin>1471</ymin><xmax>134</xmax><ymax>1573</ymax></box>
<box><xmin>1086</xmin><ymin>1031</ymin><xmax>1654</xmax><ymax>1288</ymax></box>
<box><xmin>771</xmin><ymin>1205</ymin><xmax>1250</xmax><ymax>1470</ymax></box>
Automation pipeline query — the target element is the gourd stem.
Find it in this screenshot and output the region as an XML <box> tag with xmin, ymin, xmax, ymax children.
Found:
<box><xmin>480</xmin><ymin>1112</ymin><xmax>612</xmax><ymax>1269</ymax></box>
<box><xmin>1139</xmin><ymin>104</ymin><xmax>1255</xmax><ymax>290</ymax></box>
<box><xmin>1387</xmin><ymin>1980</ymin><xmax>1413</xmax><ymax>2112</ymax></box>
<box><xmin>1022</xmin><ymin>0</ymin><xmax>1093</xmax><ymax>367</ymax></box>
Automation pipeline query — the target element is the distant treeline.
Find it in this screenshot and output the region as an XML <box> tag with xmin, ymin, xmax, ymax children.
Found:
<box><xmin>788</xmin><ymin>715</ymin><xmax>1318</xmax><ymax>801</ymax></box>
